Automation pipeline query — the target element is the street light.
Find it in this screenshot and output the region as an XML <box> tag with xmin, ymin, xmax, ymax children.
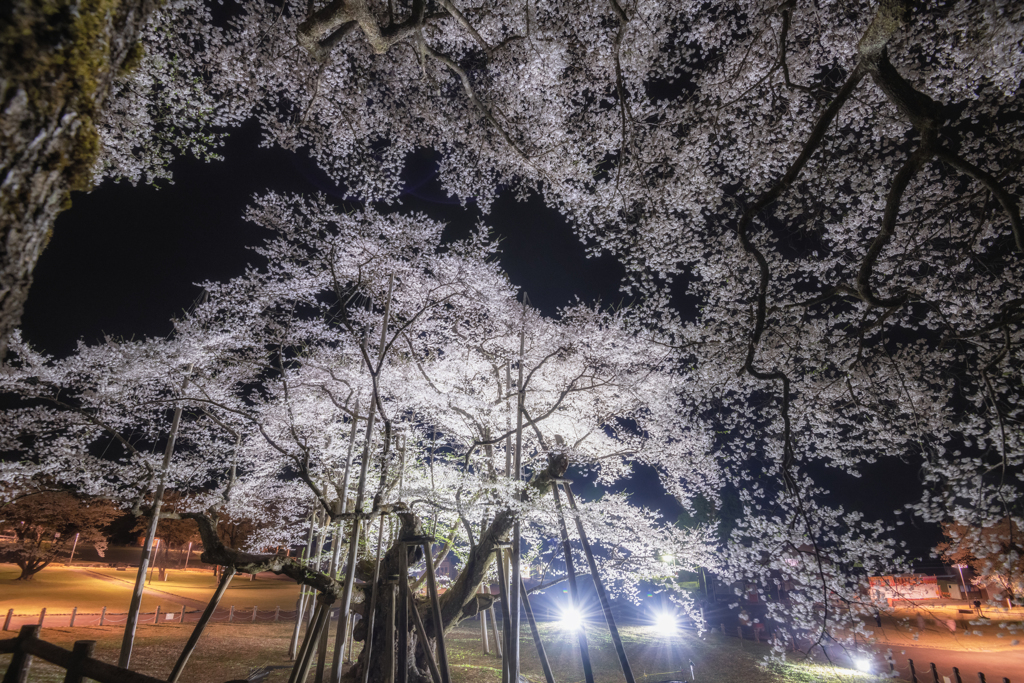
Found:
<box><xmin>66</xmin><ymin>532</ymin><xmax>80</xmax><ymax>567</ymax></box>
<box><xmin>954</xmin><ymin>563</ymin><xmax>968</xmax><ymax>599</ymax></box>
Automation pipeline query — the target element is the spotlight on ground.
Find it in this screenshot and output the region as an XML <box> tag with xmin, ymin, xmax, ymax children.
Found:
<box><xmin>854</xmin><ymin>657</ymin><xmax>871</xmax><ymax>673</ymax></box>
<box><xmin>559</xmin><ymin>606</ymin><xmax>583</xmax><ymax>631</ymax></box>
<box><xmin>654</xmin><ymin>611</ymin><xmax>678</xmax><ymax>634</ymax></box>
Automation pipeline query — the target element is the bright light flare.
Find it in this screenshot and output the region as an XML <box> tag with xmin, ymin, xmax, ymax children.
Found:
<box><xmin>853</xmin><ymin>657</ymin><xmax>871</xmax><ymax>673</ymax></box>
<box><xmin>558</xmin><ymin>606</ymin><xmax>583</xmax><ymax>631</ymax></box>
<box><xmin>654</xmin><ymin>611</ymin><xmax>678</xmax><ymax>634</ymax></box>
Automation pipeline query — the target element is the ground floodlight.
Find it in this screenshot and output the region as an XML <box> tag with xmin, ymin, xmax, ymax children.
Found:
<box><xmin>654</xmin><ymin>611</ymin><xmax>678</xmax><ymax>634</ymax></box>
<box><xmin>559</xmin><ymin>606</ymin><xmax>583</xmax><ymax>631</ymax></box>
<box><xmin>854</xmin><ymin>657</ymin><xmax>871</xmax><ymax>673</ymax></box>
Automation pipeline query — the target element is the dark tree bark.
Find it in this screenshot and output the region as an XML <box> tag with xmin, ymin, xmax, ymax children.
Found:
<box><xmin>0</xmin><ymin>0</ymin><xmax>155</xmax><ymax>355</ymax></box>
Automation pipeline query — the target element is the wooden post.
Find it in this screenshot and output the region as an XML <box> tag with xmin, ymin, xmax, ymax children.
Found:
<box><xmin>69</xmin><ymin>607</ymin><xmax>77</xmax><ymax>628</ymax></box>
<box><xmin>253</xmin><ymin>606</ymin><xmax>258</xmax><ymax>623</ymax></box>
<box><xmin>155</xmin><ymin>605</ymin><xmax>161</xmax><ymax>625</ymax></box>
<box><xmin>737</xmin><ymin>626</ymin><xmax>743</xmax><ymax>640</ymax></box>
<box><xmin>551</xmin><ymin>485</ymin><xmax>594</xmax><ymax>683</ymax></box>
<box><xmin>520</xmin><ymin>578</ymin><xmax>555</xmax><ymax>683</ymax></box>
<box><xmin>167</xmin><ymin>566</ymin><xmax>236</xmax><ymax>683</ymax></box>
<box><xmin>754</xmin><ymin>626</ymin><xmax>760</xmax><ymax>643</ymax></box>
<box><xmin>561</xmin><ymin>482</ymin><xmax>635</xmax><ymax>683</ymax></box>
<box><xmin>291</xmin><ymin>600</ymin><xmax>329</xmax><ymax>683</ymax></box>
<box><xmin>346</xmin><ymin>615</ymin><xmax>356</xmax><ymax>664</ymax></box>
<box><xmin>291</xmin><ymin>508</ymin><xmax>319</xmax><ymax>660</ymax></box>
<box><xmin>276</xmin><ymin>606</ymin><xmax>281</xmax><ymax>623</ymax></box>
<box><xmin>976</xmin><ymin>674</ymin><xmax>985</xmax><ymax>683</ymax></box>
<box><xmin>180</xmin><ymin>607</ymin><xmax>186</xmax><ymax>624</ymax></box>
<box><xmin>229</xmin><ymin>605</ymin><xmax>234</xmax><ymax>623</ymax></box>
<box><xmin>930</xmin><ymin>662</ymin><xmax>939</xmax><ymax>683</ymax></box>
<box><xmin>494</xmin><ymin>548</ymin><xmax>512</xmax><ymax>681</ymax></box>
<box><xmin>720</xmin><ymin>623</ymin><xmax>725</xmax><ymax>635</ymax></box>
<box><xmin>953</xmin><ymin>668</ymin><xmax>963</xmax><ymax>683</ymax></box>
<box><xmin>38</xmin><ymin>608</ymin><xmax>45</xmax><ymax>628</ymax></box>
<box><xmin>99</xmin><ymin>607</ymin><xmax>106</xmax><ymax>627</ymax></box>
<box><xmin>3</xmin><ymin>608</ymin><xmax>12</xmax><ymax>631</ymax></box>
<box><xmin>908</xmin><ymin>659</ymin><xmax>918</xmax><ymax>683</ymax></box>
<box><xmin>63</xmin><ymin>639</ymin><xmax>96</xmax><ymax>683</ymax></box>
<box><xmin>7</xmin><ymin>624</ymin><xmax>40</xmax><ymax>683</ymax></box>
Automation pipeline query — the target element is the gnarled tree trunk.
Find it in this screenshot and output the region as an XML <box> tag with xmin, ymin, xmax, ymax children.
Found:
<box><xmin>0</xmin><ymin>0</ymin><xmax>155</xmax><ymax>355</ymax></box>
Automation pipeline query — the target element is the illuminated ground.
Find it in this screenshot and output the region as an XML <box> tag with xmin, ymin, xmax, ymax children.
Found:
<box><xmin>0</xmin><ymin>620</ymin><xmax>896</xmax><ymax>683</ymax></box>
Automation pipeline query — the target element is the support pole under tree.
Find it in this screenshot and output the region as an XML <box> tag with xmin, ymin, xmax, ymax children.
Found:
<box><xmin>489</xmin><ymin>605</ymin><xmax>502</xmax><ymax>656</ymax></box>
<box><xmin>66</xmin><ymin>532</ymin><xmax>79</xmax><ymax>566</ymax></box>
<box><xmin>552</xmin><ymin>484</ymin><xmax>595</xmax><ymax>683</ymax></box>
<box><xmin>167</xmin><ymin>566</ymin><xmax>236</xmax><ymax>683</ymax></box>
<box><xmin>397</xmin><ymin>548</ymin><xmax>410</xmax><ymax>683</ymax></box>
<box><xmin>561</xmin><ymin>481</ymin><xmax>635</xmax><ymax>683</ymax></box>
<box><xmin>360</xmin><ymin>514</ymin><xmax>388</xmax><ymax>683</ymax></box>
<box><xmin>480</xmin><ymin>600</ymin><xmax>489</xmax><ymax>655</ymax></box>
<box><xmin>406</xmin><ymin>587</ymin><xmax>442</xmax><ymax>683</ymax></box>
<box><xmin>291</xmin><ymin>599</ymin><xmax>330</xmax><ymax>683</ymax></box>
<box><xmin>494</xmin><ymin>548</ymin><xmax>512</xmax><ymax>683</ymax></box>
<box><xmin>422</xmin><ymin>538</ymin><xmax>453</xmax><ymax>683</ymax></box>
<box><xmin>509</xmin><ymin>312</ymin><xmax>526</xmax><ymax>683</ymax></box>
<box><xmin>119</xmin><ymin>366</ymin><xmax>193</xmax><ymax>669</ymax></box>
<box><xmin>327</xmin><ymin>401</ymin><xmax>360</xmax><ymax>679</ymax></box>
<box><xmin>290</xmin><ymin>506</ymin><xmax>319</xmax><ymax>659</ymax></box>
<box><xmin>520</xmin><ymin>578</ymin><xmax>554</xmax><ymax>683</ymax></box>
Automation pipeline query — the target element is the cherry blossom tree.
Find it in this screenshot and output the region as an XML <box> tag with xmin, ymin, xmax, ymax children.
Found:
<box><xmin>1</xmin><ymin>200</ymin><xmax>708</xmax><ymax>682</ymax></box>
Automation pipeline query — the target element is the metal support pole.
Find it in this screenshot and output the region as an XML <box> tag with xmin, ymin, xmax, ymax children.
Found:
<box><xmin>520</xmin><ymin>578</ymin><xmax>554</xmax><ymax>683</ymax></box>
<box><xmin>561</xmin><ymin>482</ymin><xmax>635</xmax><ymax>683</ymax></box>
<box><xmin>423</xmin><ymin>540</ymin><xmax>453</xmax><ymax>683</ymax></box>
<box><xmin>167</xmin><ymin>566</ymin><xmax>236</xmax><ymax>683</ymax></box>
<box><xmin>552</xmin><ymin>485</ymin><xmax>595</xmax><ymax>683</ymax></box>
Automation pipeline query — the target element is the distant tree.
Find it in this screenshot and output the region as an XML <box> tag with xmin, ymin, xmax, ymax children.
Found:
<box><xmin>936</xmin><ymin>519</ymin><xmax>1024</xmax><ymax>606</ymax></box>
<box><xmin>0</xmin><ymin>490</ymin><xmax>119</xmax><ymax>580</ymax></box>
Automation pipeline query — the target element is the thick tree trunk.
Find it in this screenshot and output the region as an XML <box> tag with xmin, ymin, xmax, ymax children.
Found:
<box><xmin>0</xmin><ymin>0</ymin><xmax>155</xmax><ymax>354</ymax></box>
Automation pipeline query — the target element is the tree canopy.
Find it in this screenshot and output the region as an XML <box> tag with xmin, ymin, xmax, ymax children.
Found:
<box><xmin>2</xmin><ymin>0</ymin><xmax>1023</xmax><ymax>675</ymax></box>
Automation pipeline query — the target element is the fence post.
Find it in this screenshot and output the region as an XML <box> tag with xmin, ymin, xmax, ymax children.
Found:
<box><xmin>69</xmin><ymin>607</ymin><xmax>77</xmax><ymax>628</ymax></box>
<box><xmin>275</xmin><ymin>606</ymin><xmax>280</xmax><ymax>623</ymax></box>
<box><xmin>930</xmin><ymin>662</ymin><xmax>939</xmax><ymax>683</ymax></box>
<box><xmin>720</xmin><ymin>623</ymin><xmax>725</xmax><ymax>635</ymax></box>
<box><xmin>229</xmin><ymin>605</ymin><xmax>234</xmax><ymax>623</ymax></box>
<box><xmin>99</xmin><ymin>607</ymin><xmax>106</xmax><ymax>627</ymax></box>
<box><xmin>252</xmin><ymin>606</ymin><xmax>257</xmax><ymax>623</ymax></box>
<box><xmin>737</xmin><ymin>625</ymin><xmax>743</xmax><ymax>640</ymax></box>
<box><xmin>38</xmin><ymin>608</ymin><xmax>46</xmax><ymax>628</ymax></box>
<box><xmin>3</xmin><ymin>608</ymin><xmax>12</xmax><ymax>631</ymax></box>
<box><xmin>754</xmin><ymin>626</ymin><xmax>760</xmax><ymax>643</ymax></box>
<box><xmin>909</xmin><ymin>659</ymin><xmax>918</xmax><ymax>683</ymax></box>
<box><xmin>180</xmin><ymin>607</ymin><xmax>186</xmax><ymax>624</ymax></box>
<box><xmin>8</xmin><ymin>624</ymin><xmax>40</xmax><ymax>683</ymax></box>
<box><xmin>63</xmin><ymin>639</ymin><xmax>96</xmax><ymax>683</ymax></box>
<box><xmin>953</xmin><ymin>667</ymin><xmax>963</xmax><ymax>683</ymax></box>
<box><xmin>155</xmin><ymin>605</ymin><xmax>161</xmax><ymax>625</ymax></box>
<box><xmin>976</xmin><ymin>674</ymin><xmax>985</xmax><ymax>683</ymax></box>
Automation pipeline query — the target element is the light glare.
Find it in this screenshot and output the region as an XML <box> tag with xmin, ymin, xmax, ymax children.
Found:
<box><xmin>559</xmin><ymin>607</ymin><xmax>583</xmax><ymax>631</ymax></box>
<box><xmin>854</xmin><ymin>657</ymin><xmax>871</xmax><ymax>672</ymax></box>
<box><xmin>654</xmin><ymin>611</ymin><xmax>678</xmax><ymax>634</ymax></box>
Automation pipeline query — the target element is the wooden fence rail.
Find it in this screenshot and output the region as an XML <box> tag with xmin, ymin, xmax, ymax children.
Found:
<box><xmin>1</xmin><ymin>625</ymin><xmax>167</xmax><ymax>683</ymax></box>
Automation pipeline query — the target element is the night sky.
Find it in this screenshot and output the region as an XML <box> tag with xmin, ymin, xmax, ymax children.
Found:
<box><xmin>20</xmin><ymin>120</ymin><xmax>936</xmax><ymax>566</ymax></box>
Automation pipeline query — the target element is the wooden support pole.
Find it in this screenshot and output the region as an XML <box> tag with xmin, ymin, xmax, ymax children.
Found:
<box><xmin>253</xmin><ymin>605</ymin><xmax>258</xmax><ymax>623</ymax></box>
<box><xmin>385</xmin><ymin>583</ymin><xmax>398</xmax><ymax>683</ymax></box>
<box><xmin>62</xmin><ymin>640</ymin><xmax>96</xmax><ymax>683</ymax></box>
<box><xmin>346</xmin><ymin>615</ymin><xmax>356</xmax><ymax>664</ymax></box>
<box><xmin>552</xmin><ymin>484</ymin><xmax>595</xmax><ymax>683</ymax></box>
<box><xmin>167</xmin><ymin>566</ymin><xmax>236</xmax><ymax>683</ymax></box>
<box><xmin>561</xmin><ymin>482</ymin><xmax>635</xmax><ymax>683</ymax></box>
<box><xmin>494</xmin><ymin>549</ymin><xmax>512</xmax><ymax>683</ymax></box>
<box><xmin>520</xmin><ymin>578</ymin><xmax>554</xmax><ymax>683</ymax></box>
<box><xmin>291</xmin><ymin>600</ymin><xmax>330</xmax><ymax>683</ymax></box>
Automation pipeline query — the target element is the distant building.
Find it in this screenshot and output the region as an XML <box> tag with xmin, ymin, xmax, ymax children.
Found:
<box><xmin>868</xmin><ymin>574</ymin><xmax>939</xmax><ymax>604</ymax></box>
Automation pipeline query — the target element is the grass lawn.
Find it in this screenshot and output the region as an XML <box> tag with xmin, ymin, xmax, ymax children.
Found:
<box><xmin>88</xmin><ymin>567</ymin><xmax>301</xmax><ymax>611</ymax></box>
<box><xmin>0</xmin><ymin>619</ymin><xmax>900</xmax><ymax>683</ymax></box>
<box><xmin>0</xmin><ymin>564</ymin><xmax>172</xmax><ymax>614</ymax></box>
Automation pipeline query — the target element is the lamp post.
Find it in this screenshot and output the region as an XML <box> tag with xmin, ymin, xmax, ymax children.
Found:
<box><xmin>954</xmin><ymin>563</ymin><xmax>968</xmax><ymax>599</ymax></box>
<box><xmin>66</xmin><ymin>532</ymin><xmax>80</xmax><ymax>566</ymax></box>
<box><xmin>148</xmin><ymin>539</ymin><xmax>160</xmax><ymax>584</ymax></box>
